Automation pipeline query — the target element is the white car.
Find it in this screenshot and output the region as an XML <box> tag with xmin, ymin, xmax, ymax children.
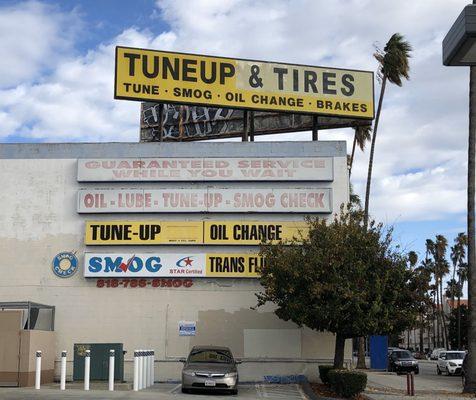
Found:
<box><xmin>430</xmin><ymin>348</ymin><xmax>446</xmax><ymax>360</ymax></box>
<box><xmin>436</xmin><ymin>351</ymin><xmax>465</xmax><ymax>375</ymax></box>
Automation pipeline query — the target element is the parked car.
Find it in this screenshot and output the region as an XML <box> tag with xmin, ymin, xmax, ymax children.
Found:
<box><xmin>180</xmin><ymin>345</ymin><xmax>240</xmax><ymax>394</ymax></box>
<box><xmin>413</xmin><ymin>351</ymin><xmax>427</xmax><ymax>360</ymax></box>
<box><xmin>388</xmin><ymin>350</ymin><xmax>419</xmax><ymax>374</ymax></box>
<box><xmin>388</xmin><ymin>347</ymin><xmax>399</xmax><ymax>355</ymax></box>
<box><xmin>430</xmin><ymin>348</ymin><xmax>446</xmax><ymax>360</ymax></box>
<box><xmin>437</xmin><ymin>351</ymin><xmax>465</xmax><ymax>375</ymax></box>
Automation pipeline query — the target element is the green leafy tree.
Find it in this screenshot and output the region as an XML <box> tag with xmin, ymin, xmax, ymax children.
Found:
<box><xmin>448</xmin><ymin>305</ymin><xmax>469</xmax><ymax>350</ymax></box>
<box><xmin>255</xmin><ymin>208</ymin><xmax>426</xmax><ymax>368</ymax></box>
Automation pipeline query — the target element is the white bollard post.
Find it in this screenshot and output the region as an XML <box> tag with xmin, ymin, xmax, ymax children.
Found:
<box><xmin>133</xmin><ymin>350</ymin><xmax>139</xmax><ymax>391</ymax></box>
<box><xmin>138</xmin><ymin>350</ymin><xmax>143</xmax><ymax>390</ymax></box>
<box><xmin>35</xmin><ymin>351</ymin><xmax>42</xmax><ymax>390</ymax></box>
<box><xmin>108</xmin><ymin>349</ymin><xmax>115</xmax><ymax>391</ymax></box>
<box><xmin>140</xmin><ymin>350</ymin><xmax>146</xmax><ymax>389</ymax></box>
<box><xmin>150</xmin><ymin>350</ymin><xmax>155</xmax><ymax>386</ymax></box>
<box><xmin>60</xmin><ymin>351</ymin><xmax>67</xmax><ymax>390</ymax></box>
<box><xmin>84</xmin><ymin>350</ymin><xmax>90</xmax><ymax>391</ymax></box>
<box><xmin>144</xmin><ymin>350</ymin><xmax>148</xmax><ymax>388</ymax></box>
<box><xmin>146</xmin><ymin>350</ymin><xmax>151</xmax><ymax>387</ymax></box>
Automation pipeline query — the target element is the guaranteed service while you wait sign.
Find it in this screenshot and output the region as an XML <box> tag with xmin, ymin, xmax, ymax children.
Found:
<box><xmin>115</xmin><ymin>46</ymin><xmax>374</xmax><ymax>119</ymax></box>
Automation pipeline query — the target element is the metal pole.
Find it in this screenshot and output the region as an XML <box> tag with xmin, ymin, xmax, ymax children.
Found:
<box><xmin>410</xmin><ymin>372</ymin><xmax>415</xmax><ymax>396</ymax></box>
<box><xmin>312</xmin><ymin>116</ymin><xmax>318</xmax><ymax>141</ymax></box>
<box><xmin>108</xmin><ymin>350</ymin><xmax>115</xmax><ymax>391</ymax></box>
<box><xmin>242</xmin><ymin>111</ymin><xmax>249</xmax><ymax>142</ymax></box>
<box><xmin>133</xmin><ymin>350</ymin><xmax>139</xmax><ymax>391</ymax></box>
<box><xmin>249</xmin><ymin>111</ymin><xmax>255</xmax><ymax>142</ymax></box>
<box><xmin>141</xmin><ymin>350</ymin><xmax>146</xmax><ymax>389</ymax></box>
<box><xmin>158</xmin><ymin>103</ymin><xmax>164</xmax><ymax>142</ymax></box>
<box><xmin>60</xmin><ymin>351</ymin><xmax>67</xmax><ymax>390</ymax></box>
<box><xmin>35</xmin><ymin>351</ymin><xmax>41</xmax><ymax>389</ymax></box>
<box><xmin>84</xmin><ymin>350</ymin><xmax>90</xmax><ymax>391</ymax></box>
<box><xmin>150</xmin><ymin>350</ymin><xmax>154</xmax><ymax>386</ymax></box>
<box><xmin>145</xmin><ymin>350</ymin><xmax>150</xmax><ymax>388</ymax></box>
<box><xmin>466</xmin><ymin>63</ymin><xmax>476</xmax><ymax>393</ymax></box>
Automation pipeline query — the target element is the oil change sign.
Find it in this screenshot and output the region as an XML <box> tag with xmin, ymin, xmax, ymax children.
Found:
<box><xmin>85</xmin><ymin>220</ymin><xmax>308</xmax><ymax>245</ymax></box>
<box><xmin>115</xmin><ymin>46</ymin><xmax>374</xmax><ymax>119</ymax></box>
<box><xmin>84</xmin><ymin>253</ymin><xmax>261</xmax><ymax>278</ymax></box>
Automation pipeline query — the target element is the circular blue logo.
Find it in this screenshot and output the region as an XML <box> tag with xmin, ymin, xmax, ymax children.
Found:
<box><xmin>52</xmin><ymin>252</ymin><xmax>78</xmax><ymax>278</ymax></box>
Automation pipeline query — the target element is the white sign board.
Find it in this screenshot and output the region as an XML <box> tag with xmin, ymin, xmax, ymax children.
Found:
<box><xmin>179</xmin><ymin>321</ymin><xmax>197</xmax><ymax>336</ymax></box>
<box><xmin>77</xmin><ymin>188</ymin><xmax>332</xmax><ymax>213</ymax></box>
<box><xmin>77</xmin><ymin>157</ymin><xmax>333</xmax><ymax>182</ymax></box>
<box><xmin>84</xmin><ymin>253</ymin><xmax>206</xmax><ymax>277</ymax></box>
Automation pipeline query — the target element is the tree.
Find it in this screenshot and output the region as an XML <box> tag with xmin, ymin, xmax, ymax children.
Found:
<box><xmin>363</xmin><ymin>33</ymin><xmax>412</xmax><ymax>227</ymax></box>
<box><xmin>255</xmin><ymin>208</ymin><xmax>426</xmax><ymax>368</ymax></box>
<box><xmin>359</xmin><ymin>33</ymin><xmax>412</xmax><ymax>368</ymax></box>
<box><xmin>448</xmin><ymin>305</ymin><xmax>469</xmax><ymax>350</ymax></box>
<box><xmin>349</xmin><ymin>125</ymin><xmax>372</xmax><ymax>177</ymax></box>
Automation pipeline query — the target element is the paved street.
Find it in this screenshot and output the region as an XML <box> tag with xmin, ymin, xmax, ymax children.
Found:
<box><xmin>0</xmin><ymin>384</ymin><xmax>309</xmax><ymax>400</ymax></box>
<box><xmin>365</xmin><ymin>360</ymin><xmax>465</xmax><ymax>399</ymax></box>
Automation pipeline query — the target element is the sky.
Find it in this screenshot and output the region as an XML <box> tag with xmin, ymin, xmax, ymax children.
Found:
<box><xmin>0</xmin><ymin>0</ymin><xmax>471</xmax><ymax>268</ymax></box>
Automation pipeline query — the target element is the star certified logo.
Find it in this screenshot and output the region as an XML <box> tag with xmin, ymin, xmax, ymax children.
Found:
<box><xmin>176</xmin><ymin>256</ymin><xmax>194</xmax><ymax>268</ymax></box>
<box><xmin>52</xmin><ymin>252</ymin><xmax>78</xmax><ymax>278</ymax></box>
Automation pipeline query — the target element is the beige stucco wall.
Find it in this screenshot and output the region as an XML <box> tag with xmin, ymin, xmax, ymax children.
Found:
<box><xmin>0</xmin><ymin>142</ymin><xmax>351</xmax><ymax>382</ymax></box>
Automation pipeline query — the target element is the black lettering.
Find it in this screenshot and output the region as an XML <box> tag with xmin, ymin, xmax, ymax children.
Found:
<box><xmin>201</xmin><ymin>60</ymin><xmax>216</xmax><ymax>84</ymax></box>
<box><xmin>124</xmin><ymin>53</ymin><xmax>140</xmax><ymax>76</ymax></box>
<box><xmin>182</xmin><ymin>59</ymin><xmax>197</xmax><ymax>82</ymax></box>
<box><xmin>142</xmin><ymin>55</ymin><xmax>159</xmax><ymax>78</ymax></box>
<box><xmin>360</xmin><ymin>104</ymin><xmax>367</xmax><ymax>113</ymax></box>
<box><xmin>323</xmin><ymin>72</ymin><xmax>337</xmax><ymax>95</ymax></box>
<box><xmin>273</xmin><ymin>67</ymin><xmax>288</xmax><ymax>90</ymax></box>
<box><xmin>293</xmin><ymin>69</ymin><xmax>299</xmax><ymax>91</ymax></box>
<box><xmin>304</xmin><ymin>71</ymin><xmax>318</xmax><ymax>93</ymax></box>
<box><xmin>90</xmin><ymin>224</ymin><xmax>100</xmax><ymax>240</ymax></box>
<box><xmin>163</xmin><ymin>57</ymin><xmax>180</xmax><ymax>80</ymax></box>
<box><xmin>220</xmin><ymin>63</ymin><xmax>235</xmax><ymax>84</ymax></box>
<box><xmin>341</xmin><ymin>74</ymin><xmax>355</xmax><ymax>96</ymax></box>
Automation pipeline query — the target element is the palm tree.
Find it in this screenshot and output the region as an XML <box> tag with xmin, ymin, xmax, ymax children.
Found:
<box><xmin>363</xmin><ymin>33</ymin><xmax>412</xmax><ymax>227</ymax></box>
<box><xmin>349</xmin><ymin>125</ymin><xmax>372</xmax><ymax>176</ymax></box>
<box><xmin>356</xmin><ymin>34</ymin><xmax>412</xmax><ymax>369</ymax></box>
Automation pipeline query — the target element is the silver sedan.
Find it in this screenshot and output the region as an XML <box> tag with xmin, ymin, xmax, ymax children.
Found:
<box><xmin>181</xmin><ymin>345</ymin><xmax>241</xmax><ymax>394</ymax></box>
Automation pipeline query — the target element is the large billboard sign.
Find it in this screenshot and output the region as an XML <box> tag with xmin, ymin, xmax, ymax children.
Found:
<box><xmin>77</xmin><ymin>188</ymin><xmax>332</xmax><ymax>213</ymax></box>
<box><xmin>84</xmin><ymin>253</ymin><xmax>261</xmax><ymax>278</ymax></box>
<box><xmin>115</xmin><ymin>46</ymin><xmax>374</xmax><ymax>118</ymax></box>
<box><xmin>140</xmin><ymin>103</ymin><xmax>372</xmax><ymax>142</ymax></box>
<box><xmin>84</xmin><ymin>220</ymin><xmax>308</xmax><ymax>245</ymax></box>
<box><xmin>77</xmin><ymin>157</ymin><xmax>333</xmax><ymax>182</ymax></box>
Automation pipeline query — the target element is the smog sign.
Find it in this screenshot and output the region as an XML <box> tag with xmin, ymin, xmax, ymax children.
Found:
<box><xmin>77</xmin><ymin>157</ymin><xmax>333</xmax><ymax>182</ymax></box>
<box><xmin>77</xmin><ymin>188</ymin><xmax>332</xmax><ymax>213</ymax></box>
<box><xmin>84</xmin><ymin>253</ymin><xmax>261</xmax><ymax>278</ymax></box>
<box><xmin>84</xmin><ymin>220</ymin><xmax>308</xmax><ymax>245</ymax></box>
<box><xmin>115</xmin><ymin>46</ymin><xmax>374</xmax><ymax>119</ymax></box>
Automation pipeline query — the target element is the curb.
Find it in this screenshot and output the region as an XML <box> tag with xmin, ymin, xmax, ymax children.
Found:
<box><xmin>300</xmin><ymin>381</ymin><xmax>336</xmax><ymax>400</ymax></box>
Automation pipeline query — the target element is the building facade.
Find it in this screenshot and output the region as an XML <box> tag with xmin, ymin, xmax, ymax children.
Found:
<box><xmin>0</xmin><ymin>140</ymin><xmax>350</xmax><ymax>383</ymax></box>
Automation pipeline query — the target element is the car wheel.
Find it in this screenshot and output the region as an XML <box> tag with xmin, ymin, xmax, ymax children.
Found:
<box><xmin>230</xmin><ymin>389</ymin><xmax>238</xmax><ymax>395</ymax></box>
<box><xmin>415</xmin><ymin>369</ymin><xmax>419</xmax><ymax>375</ymax></box>
<box><xmin>446</xmin><ymin>367</ymin><xmax>451</xmax><ymax>376</ymax></box>
<box><xmin>181</xmin><ymin>387</ymin><xmax>189</xmax><ymax>394</ymax></box>
<box><xmin>437</xmin><ymin>366</ymin><xmax>442</xmax><ymax>375</ymax></box>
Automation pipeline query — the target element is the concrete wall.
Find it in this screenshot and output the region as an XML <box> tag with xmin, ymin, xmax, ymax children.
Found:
<box><xmin>0</xmin><ymin>141</ymin><xmax>350</xmax><ymax>383</ymax></box>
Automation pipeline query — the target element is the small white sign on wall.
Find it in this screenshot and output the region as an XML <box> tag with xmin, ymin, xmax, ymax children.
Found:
<box><xmin>179</xmin><ymin>321</ymin><xmax>196</xmax><ymax>336</ymax></box>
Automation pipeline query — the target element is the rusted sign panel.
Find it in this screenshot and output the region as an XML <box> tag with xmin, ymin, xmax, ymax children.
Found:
<box><xmin>140</xmin><ymin>102</ymin><xmax>371</xmax><ymax>141</ymax></box>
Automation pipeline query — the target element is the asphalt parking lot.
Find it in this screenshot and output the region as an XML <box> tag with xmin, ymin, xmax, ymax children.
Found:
<box><xmin>0</xmin><ymin>383</ymin><xmax>310</xmax><ymax>400</ymax></box>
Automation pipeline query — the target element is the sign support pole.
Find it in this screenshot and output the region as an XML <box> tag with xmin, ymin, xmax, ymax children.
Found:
<box><xmin>242</xmin><ymin>111</ymin><xmax>249</xmax><ymax>141</ymax></box>
<box><xmin>312</xmin><ymin>116</ymin><xmax>319</xmax><ymax>141</ymax></box>
<box><xmin>158</xmin><ymin>103</ymin><xmax>164</xmax><ymax>142</ymax></box>
<box><xmin>249</xmin><ymin>111</ymin><xmax>255</xmax><ymax>142</ymax></box>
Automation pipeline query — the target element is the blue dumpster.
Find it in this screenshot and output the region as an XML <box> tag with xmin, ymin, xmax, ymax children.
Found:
<box><xmin>370</xmin><ymin>335</ymin><xmax>388</xmax><ymax>370</ymax></box>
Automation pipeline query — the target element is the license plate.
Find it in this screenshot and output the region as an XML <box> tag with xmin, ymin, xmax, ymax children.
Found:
<box><xmin>205</xmin><ymin>380</ymin><xmax>216</xmax><ymax>387</ymax></box>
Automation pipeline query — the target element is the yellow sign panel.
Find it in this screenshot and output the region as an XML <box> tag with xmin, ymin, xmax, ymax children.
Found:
<box><xmin>204</xmin><ymin>221</ymin><xmax>308</xmax><ymax>245</ymax></box>
<box><xmin>206</xmin><ymin>254</ymin><xmax>262</xmax><ymax>278</ymax></box>
<box><xmin>85</xmin><ymin>221</ymin><xmax>308</xmax><ymax>245</ymax></box>
<box><xmin>85</xmin><ymin>221</ymin><xmax>203</xmax><ymax>245</ymax></box>
<box><xmin>115</xmin><ymin>46</ymin><xmax>374</xmax><ymax>119</ymax></box>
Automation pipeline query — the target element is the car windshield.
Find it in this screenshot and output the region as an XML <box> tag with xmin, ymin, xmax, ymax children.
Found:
<box><xmin>188</xmin><ymin>349</ymin><xmax>233</xmax><ymax>364</ymax></box>
<box><xmin>446</xmin><ymin>352</ymin><xmax>465</xmax><ymax>360</ymax></box>
<box><xmin>393</xmin><ymin>351</ymin><xmax>412</xmax><ymax>359</ymax></box>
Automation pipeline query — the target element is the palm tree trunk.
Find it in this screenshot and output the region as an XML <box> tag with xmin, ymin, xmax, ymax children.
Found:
<box><xmin>464</xmin><ymin>65</ymin><xmax>476</xmax><ymax>393</ymax></box>
<box><xmin>457</xmin><ymin>280</ymin><xmax>462</xmax><ymax>349</ymax></box>
<box><xmin>356</xmin><ymin>336</ymin><xmax>366</xmax><ymax>369</ymax></box>
<box><xmin>349</xmin><ymin>130</ymin><xmax>357</xmax><ymax>176</ymax></box>
<box><xmin>357</xmin><ymin>76</ymin><xmax>387</xmax><ymax>369</ymax></box>
<box><xmin>363</xmin><ymin>75</ymin><xmax>387</xmax><ymax>227</ymax></box>
<box><xmin>440</xmin><ymin>281</ymin><xmax>449</xmax><ymax>348</ymax></box>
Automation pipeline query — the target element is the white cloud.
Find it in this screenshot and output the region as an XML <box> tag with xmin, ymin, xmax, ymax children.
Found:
<box><xmin>0</xmin><ymin>0</ymin><xmax>472</xmax><ymax>224</ymax></box>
